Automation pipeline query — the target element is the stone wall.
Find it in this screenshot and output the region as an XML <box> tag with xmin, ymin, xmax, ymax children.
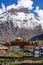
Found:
<box><xmin>9</xmin><ymin>45</ymin><xmax>21</xmax><ymax>52</ymax></box>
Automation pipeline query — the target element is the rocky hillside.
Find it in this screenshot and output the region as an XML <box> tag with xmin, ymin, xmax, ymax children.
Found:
<box><xmin>30</xmin><ymin>34</ymin><xmax>43</xmax><ymax>41</ymax></box>
<box><xmin>0</xmin><ymin>7</ymin><xmax>43</xmax><ymax>42</ymax></box>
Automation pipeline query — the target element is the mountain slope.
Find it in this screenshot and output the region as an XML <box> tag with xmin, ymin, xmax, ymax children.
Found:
<box><xmin>0</xmin><ymin>7</ymin><xmax>43</xmax><ymax>42</ymax></box>
<box><xmin>30</xmin><ymin>34</ymin><xmax>43</xmax><ymax>41</ymax></box>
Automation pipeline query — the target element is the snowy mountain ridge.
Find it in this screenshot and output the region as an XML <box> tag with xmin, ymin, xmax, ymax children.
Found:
<box><xmin>0</xmin><ymin>7</ymin><xmax>40</xmax><ymax>30</ymax></box>
<box><xmin>0</xmin><ymin>7</ymin><xmax>42</xmax><ymax>42</ymax></box>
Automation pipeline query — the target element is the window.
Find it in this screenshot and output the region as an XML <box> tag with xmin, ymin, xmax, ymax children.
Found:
<box><xmin>41</xmin><ymin>50</ymin><xmax>43</xmax><ymax>53</ymax></box>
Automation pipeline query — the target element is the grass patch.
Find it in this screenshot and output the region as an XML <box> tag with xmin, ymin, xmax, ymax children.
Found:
<box><xmin>4</xmin><ymin>50</ymin><xmax>30</xmax><ymax>57</ymax></box>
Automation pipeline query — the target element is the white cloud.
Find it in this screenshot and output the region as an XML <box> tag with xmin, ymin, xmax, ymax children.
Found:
<box><xmin>34</xmin><ymin>6</ymin><xmax>43</xmax><ymax>29</ymax></box>
<box><xmin>7</xmin><ymin>0</ymin><xmax>33</xmax><ymax>10</ymax></box>
<box><xmin>1</xmin><ymin>3</ymin><xmax>6</xmax><ymax>12</ymax></box>
<box><xmin>0</xmin><ymin>3</ymin><xmax>6</xmax><ymax>14</ymax></box>
<box><xmin>0</xmin><ymin>9</ymin><xmax>2</xmax><ymax>14</ymax></box>
<box><xmin>0</xmin><ymin>0</ymin><xmax>33</xmax><ymax>13</ymax></box>
<box><xmin>7</xmin><ymin>4</ymin><xmax>16</xmax><ymax>10</ymax></box>
<box><xmin>18</xmin><ymin>0</ymin><xmax>33</xmax><ymax>9</ymax></box>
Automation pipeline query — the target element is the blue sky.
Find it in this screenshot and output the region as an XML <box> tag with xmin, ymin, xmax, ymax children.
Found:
<box><xmin>32</xmin><ymin>0</ymin><xmax>43</xmax><ymax>14</ymax></box>
<box><xmin>0</xmin><ymin>0</ymin><xmax>17</xmax><ymax>8</ymax></box>
<box><xmin>0</xmin><ymin>0</ymin><xmax>43</xmax><ymax>16</ymax></box>
<box><xmin>0</xmin><ymin>0</ymin><xmax>43</xmax><ymax>9</ymax></box>
<box><xmin>32</xmin><ymin>0</ymin><xmax>43</xmax><ymax>9</ymax></box>
<box><xmin>0</xmin><ymin>0</ymin><xmax>43</xmax><ymax>12</ymax></box>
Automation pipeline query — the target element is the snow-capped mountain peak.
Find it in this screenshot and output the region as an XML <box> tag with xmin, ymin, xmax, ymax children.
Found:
<box><xmin>0</xmin><ymin>7</ymin><xmax>42</xmax><ymax>42</ymax></box>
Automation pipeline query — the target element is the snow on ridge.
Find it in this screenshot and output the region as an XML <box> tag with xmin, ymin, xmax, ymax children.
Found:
<box><xmin>0</xmin><ymin>7</ymin><xmax>41</xmax><ymax>30</ymax></box>
<box><xmin>9</xmin><ymin>12</ymin><xmax>40</xmax><ymax>29</ymax></box>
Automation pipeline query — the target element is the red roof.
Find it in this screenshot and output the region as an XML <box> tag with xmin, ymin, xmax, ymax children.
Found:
<box><xmin>24</xmin><ymin>45</ymin><xmax>35</xmax><ymax>49</ymax></box>
<box><xmin>0</xmin><ymin>45</ymin><xmax>8</xmax><ymax>50</ymax></box>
